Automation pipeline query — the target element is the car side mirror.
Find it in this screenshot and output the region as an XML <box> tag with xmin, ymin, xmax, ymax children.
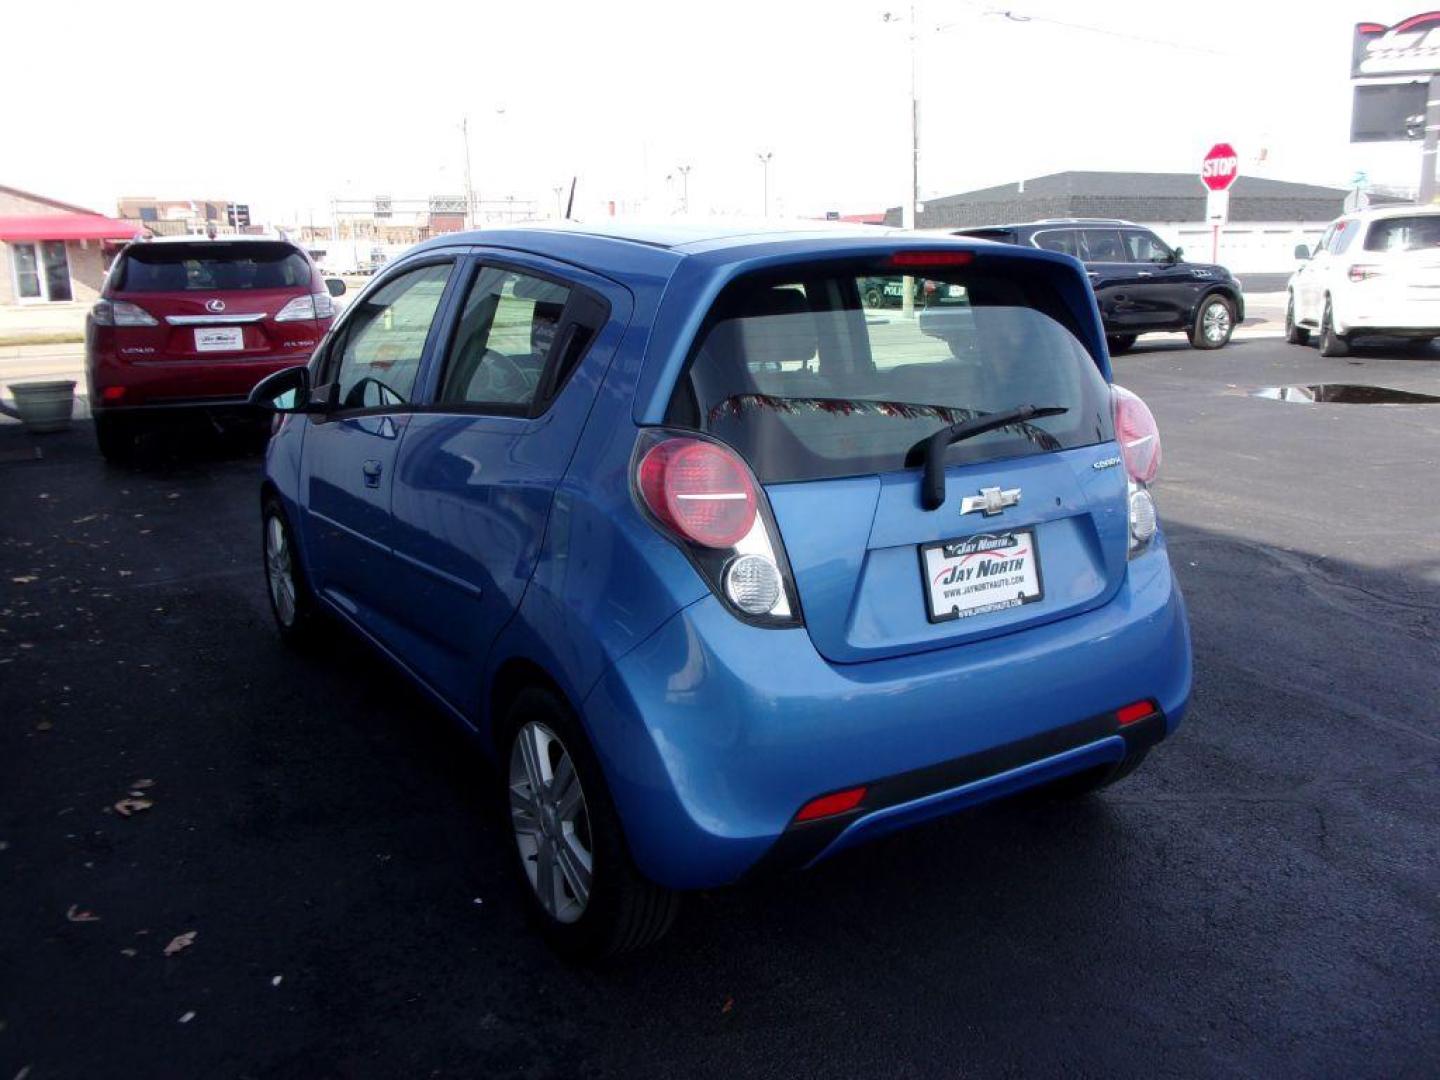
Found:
<box><xmin>324</xmin><ymin>278</ymin><xmax>346</xmax><ymax>298</ymax></box>
<box><xmin>250</xmin><ymin>365</ymin><xmax>316</xmax><ymax>413</ymax></box>
<box><xmin>1293</xmin><ymin>244</ymin><xmax>1311</xmax><ymax>260</ymax></box>
<box><xmin>1171</xmin><ymin>246</ymin><xmax>1184</xmax><ymax>262</ymax></box>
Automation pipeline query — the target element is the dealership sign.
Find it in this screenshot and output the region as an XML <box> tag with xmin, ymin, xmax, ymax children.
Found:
<box><xmin>1353</xmin><ymin>12</ymin><xmax>1440</xmax><ymax>77</ymax></box>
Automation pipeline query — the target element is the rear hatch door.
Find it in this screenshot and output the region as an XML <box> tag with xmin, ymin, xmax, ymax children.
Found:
<box><xmin>109</xmin><ymin>241</ymin><xmax>320</xmax><ymax>360</ymax></box>
<box><xmin>671</xmin><ymin>255</ymin><xmax>1126</xmax><ymax>664</ymax></box>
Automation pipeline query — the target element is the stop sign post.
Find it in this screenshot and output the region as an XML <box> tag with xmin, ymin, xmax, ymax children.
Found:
<box><xmin>1201</xmin><ymin>143</ymin><xmax>1239</xmax><ymax>262</ymax></box>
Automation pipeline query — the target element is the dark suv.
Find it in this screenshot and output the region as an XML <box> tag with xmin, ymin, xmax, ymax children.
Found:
<box><xmin>948</xmin><ymin>219</ymin><xmax>1243</xmax><ymax>353</ymax></box>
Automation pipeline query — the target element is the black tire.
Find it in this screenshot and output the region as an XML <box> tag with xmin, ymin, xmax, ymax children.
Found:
<box><xmin>1284</xmin><ymin>293</ymin><xmax>1310</xmax><ymax>345</ymax></box>
<box><xmin>863</xmin><ymin>287</ymin><xmax>883</xmax><ymax>309</ymax></box>
<box><xmin>93</xmin><ymin>413</ymin><xmax>135</xmax><ymax>464</ymax></box>
<box><xmin>1107</xmin><ymin>334</ymin><xmax>1138</xmax><ymax>355</ymax></box>
<box><xmin>1318</xmin><ymin>298</ymin><xmax>1349</xmax><ymax>357</ymax></box>
<box><xmin>501</xmin><ymin>686</ymin><xmax>679</xmax><ymax>961</ymax></box>
<box><xmin>1189</xmin><ymin>294</ymin><xmax>1235</xmax><ymax>350</ymax></box>
<box><xmin>1044</xmin><ymin>749</ymin><xmax>1149</xmax><ymax>799</ymax></box>
<box><xmin>261</xmin><ymin>495</ymin><xmax>323</xmax><ymax>647</ymax></box>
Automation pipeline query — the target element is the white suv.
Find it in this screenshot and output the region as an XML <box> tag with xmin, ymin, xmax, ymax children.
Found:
<box><xmin>1286</xmin><ymin>205</ymin><xmax>1440</xmax><ymax>356</ymax></box>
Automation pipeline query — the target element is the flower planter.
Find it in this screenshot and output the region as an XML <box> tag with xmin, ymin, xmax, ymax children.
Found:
<box><xmin>4</xmin><ymin>380</ymin><xmax>77</xmax><ymax>434</ymax></box>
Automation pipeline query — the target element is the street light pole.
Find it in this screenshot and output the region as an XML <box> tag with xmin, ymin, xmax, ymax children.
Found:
<box><xmin>756</xmin><ymin>152</ymin><xmax>773</xmax><ymax>216</ymax></box>
<box><xmin>461</xmin><ymin>116</ymin><xmax>475</xmax><ymax>230</ymax></box>
<box><xmin>677</xmin><ymin>164</ymin><xmax>692</xmax><ymax>214</ymax></box>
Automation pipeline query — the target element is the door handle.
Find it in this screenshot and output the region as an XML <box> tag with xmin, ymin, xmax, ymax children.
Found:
<box><xmin>362</xmin><ymin>459</ymin><xmax>383</xmax><ymax>488</ymax></box>
<box><xmin>1137</xmin><ymin>271</ymin><xmax>1153</xmax><ymax>277</ymax></box>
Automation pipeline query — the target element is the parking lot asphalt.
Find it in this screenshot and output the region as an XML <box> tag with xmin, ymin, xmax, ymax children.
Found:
<box><xmin>1</xmin><ymin>335</ymin><xmax>1437</xmax><ymax>1079</ymax></box>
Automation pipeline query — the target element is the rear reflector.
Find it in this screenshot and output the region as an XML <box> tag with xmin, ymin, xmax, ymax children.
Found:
<box><xmin>101</xmin><ymin>386</ymin><xmax>126</xmax><ymax>402</ymax></box>
<box><xmin>796</xmin><ymin>785</ymin><xmax>868</xmax><ymax>822</ymax></box>
<box><xmin>889</xmin><ymin>251</ymin><xmax>974</xmax><ymax>268</ymax></box>
<box><xmin>1116</xmin><ymin>700</ymin><xmax>1156</xmax><ymax>725</ymax></box>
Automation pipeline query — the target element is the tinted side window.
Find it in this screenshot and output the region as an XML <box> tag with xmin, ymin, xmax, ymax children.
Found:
<box><xmin>1124</xmin><ymin>230</ymin><xmax>1172</xmax><ymax>262</ymax></box>
<box><xmin>1033</xmin><ymin>230</ymin><xmax>1080</xmax><ymax>257</ymax></box>
<box><xmin>437</xmin><ymin>267</ymin><xmax>572</xmax><ymax>409</ymax></box>
<box><xmin>1330</xmin><ymin>219</ymin><xmax>1359</xmax><ymax>254</ymax></box>
<box><xmin>1080</xmin><ymin>229</ymin><xmax>1127</xmax><ymax>263</ymax></box>
<box><xmin>332</xmin><ymin>261</ymin><xmax>453</xmax><ymax>410</ymax></box>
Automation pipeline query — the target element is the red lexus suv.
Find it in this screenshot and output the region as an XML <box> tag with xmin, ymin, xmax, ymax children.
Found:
<box><xmin>86</xmin><ymin>237</ymin><xmax>343</xmax><ymax>460</ymax></box>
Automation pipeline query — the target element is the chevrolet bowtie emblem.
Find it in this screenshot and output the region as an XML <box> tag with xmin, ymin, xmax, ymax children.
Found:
<box><xmin>960</xmin><ymin>486</ymin><xmax>1021</xmax><ymax>516</ymax></box>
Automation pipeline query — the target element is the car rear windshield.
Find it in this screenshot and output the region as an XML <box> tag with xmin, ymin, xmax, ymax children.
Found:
<box><xmin>114</xmin><ymin>242</ymin><xmax>311</xmax><ymax>292</ymax></box>
<box><xmin>666</xmin><ymin>262</ymin><xmax>1113</xmax><ymax>484</ymax></box>
<box><xmin>1363</xmin><ymin>216</ymin><xmax>1440</xmax><ymax>253</ymax></box>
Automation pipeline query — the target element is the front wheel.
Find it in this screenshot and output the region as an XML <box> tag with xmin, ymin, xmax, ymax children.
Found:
<box><xmin>1107</xmin><ymin>334</ymin><xmax>1138</xmax><ymax>355</ymax></box>
<box><xmin>1318</xmin><ymin>298</ymin><xmax>1350</xmax><ymax>357</ymax></box>
<box><xmin>1190</xmin><ymin>295</ymin><xmax>1235</xmax><ymax>349</ymax></box>
<box><xmin>1284</xmin><ymin>293</ymin><xmax>1310</xmax><ymax>345</ymax></box>
<box><xmin>504</xmin><ymin>687</ymin><xmax>679</xmax><ymax>960</ymax></box>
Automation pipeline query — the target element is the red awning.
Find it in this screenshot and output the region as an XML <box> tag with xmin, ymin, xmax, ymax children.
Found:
<box><xmin>0</xmin><ymin>215</ymin><xmax>143</xmax><ymax>243</ymax></box>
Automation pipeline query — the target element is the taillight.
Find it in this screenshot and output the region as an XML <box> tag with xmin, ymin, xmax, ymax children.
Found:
<box><xmin>1112</xmin><ymin>385</ymin><xmax>1161</xmax><ymax>557</ymax></box>
<box><xmin>1112</xmin><ymin>384</ymin><xmax>1160</xmax><ymax>483</ymax></box>
<box><xmin>275</xmin><ymin>293</ymin><xmax>333</xmax><ymax>322</ymax></box>
<box><xmin>91</xmin><ymin>299</ymin><xmax>157</xmax><ymax>327</ymax></box>
<box><xmin>633</xmin><ymin>431</ymin><xmax>799</xmax><ymax>625</ymax></box>
<box><xmin>1348</xmin><ymin>264</ymin><xmax>1382</xmax><ymax>282</ymax></box>
<box><xmin>638</xmin><ymin>438</ymin><xmax>757</xmax><ymax>547</ymax></box>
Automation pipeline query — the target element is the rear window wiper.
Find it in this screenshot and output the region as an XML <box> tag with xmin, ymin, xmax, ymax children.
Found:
<box><xmin>905</xmin><ymin>405</ymin><xmax>1069</xmax><ymax>510</ymax></box>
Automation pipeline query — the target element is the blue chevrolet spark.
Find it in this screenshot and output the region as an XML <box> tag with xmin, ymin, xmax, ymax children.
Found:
<box><xmin>250</xmin><ymin>223</ymin><xmax>1191</xmax><ymax>958</ymax></box>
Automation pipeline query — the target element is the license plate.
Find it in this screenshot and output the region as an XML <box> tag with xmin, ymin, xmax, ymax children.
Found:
<box><xmin>920</xmin><ymin>530</ymin><xmax>1043</xmax><ymax>623</ymax></box>
<box><xmin>194</xmin><ymin>327</ymin><xmax>244</xmax><ymax>353</ymax></box>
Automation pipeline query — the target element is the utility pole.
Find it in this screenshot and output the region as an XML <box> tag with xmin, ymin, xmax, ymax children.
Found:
<box><xmin>756</xmin><ymin>152</ymin><xmax>773</xmax><ymax>216</ymax></box>
<box><xmin>677</xmin><ymin>164</ymin><xmax>691</xmax><ymax>214</ymax></box>
<box><xmin>885</xmin><ymin>5</ymin><xmax>921</xmax><ymax>316</ymax></box>
<box><xmin>553</xmin><ymin>185</ymin><xmax>565</xmax><ymax>218</ymax></box>
<box><xmin>461</xmin><ymin>116</ymin><xmax>475</xmax><ymax>229</ymax></box>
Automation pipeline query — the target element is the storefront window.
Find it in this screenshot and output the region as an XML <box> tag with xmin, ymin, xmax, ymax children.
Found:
<box><xmin>10</xmin><ymin>241</ymin><xmax>73</xmax><ymax>302</ymax></box>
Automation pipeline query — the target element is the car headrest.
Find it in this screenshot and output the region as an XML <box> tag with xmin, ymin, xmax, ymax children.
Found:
<box><xmin>731</xmin><ymin>287</ymin><xmax>817</xmax><ymax>368</ymax></box>
<box><xmin>531</xmin><ymin>300</ymin><xmax>564</xmax><ymax>355</ymax></box>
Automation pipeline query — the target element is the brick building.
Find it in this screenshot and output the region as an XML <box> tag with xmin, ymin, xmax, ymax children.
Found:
<box><xmin>0</xmin><ymin>185</ymin><xmax>139</xmax><ymax>307</ymax></box>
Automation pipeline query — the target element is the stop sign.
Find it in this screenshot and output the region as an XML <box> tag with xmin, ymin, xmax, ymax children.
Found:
<box><xmin>1201</xmin><ymin>143</ymin><xmax>1239</xmax><ymax>192</ymax></box>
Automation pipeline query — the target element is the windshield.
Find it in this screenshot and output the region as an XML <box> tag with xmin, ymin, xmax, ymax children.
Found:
<box><xmin>666</xmin><ymin>263</ymin><xmax>1113</xmax><ymax>483</ymax></box>
<box><xmin>114</xmin><ymin>242</ymin><xmax>312</xmax><ymax>292</ymax></box>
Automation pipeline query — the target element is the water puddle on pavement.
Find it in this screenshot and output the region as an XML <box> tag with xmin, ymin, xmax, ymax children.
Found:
<box><xmin>1249</xmin><ymin>384</ymin><xmax>1440</xmax><ymax>405</ymax></box>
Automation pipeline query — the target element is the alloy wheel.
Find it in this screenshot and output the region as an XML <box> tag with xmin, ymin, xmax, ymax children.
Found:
<box><xmin>510</xmin><ymin>720</ymin><xmax>593</xmax><ymax>924</ymax></box>
<box><xmin>1203</xmin><ymin>300</ymin><xmax>1232</xmax><ymax>343</ymax></box>
<box><xmin>265</xmin><ymin>515</ymin><xmax>297</xmax><ymax>627</ymax></box>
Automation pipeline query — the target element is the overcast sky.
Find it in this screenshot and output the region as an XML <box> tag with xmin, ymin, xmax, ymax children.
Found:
<box><xmin>1</xmin><ymin>0</ymin><xmax>1429</xmax><ymax>224</ymax></box>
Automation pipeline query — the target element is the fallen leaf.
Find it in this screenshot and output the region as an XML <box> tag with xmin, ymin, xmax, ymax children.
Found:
<box><xmin>163</xmin><ymin>931</ymin><xmax>197</xmax><ymax>956</ymax></box>
<box><xmin>65</xmin><ymin>904</ymin><xmax>100</xmax><ymax>923</ymax></box>
<box><xmin>113</xmin><ymin>798</ymin><xmax>153</xmax><ymax>817</ymax></box>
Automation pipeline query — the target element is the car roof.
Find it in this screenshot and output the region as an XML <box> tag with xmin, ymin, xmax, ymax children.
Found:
<box><xmin>406</xmin><ymin>218</ymin><xmax>1044</xmax><ymax>280</ymax></box>
<box><xmin>1341</xmin><ymin>203</ymin><xmax>1440</xmax><ymax>223</ymax></box>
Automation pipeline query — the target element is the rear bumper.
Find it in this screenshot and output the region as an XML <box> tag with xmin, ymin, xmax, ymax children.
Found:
<box><xmin>87</xmin><ymin>346</ymin><xmax>309</xmax><ymax>409</ymax></box>
<box><xmin>1337</xmin><ymin>298</ymin><xmax>1440</xmax><ymax>335</ymax></box>
<box><xmin>582</xmin><ymin>537</ymin><xmax>1192</xmax><ymax>890</ymax></box>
